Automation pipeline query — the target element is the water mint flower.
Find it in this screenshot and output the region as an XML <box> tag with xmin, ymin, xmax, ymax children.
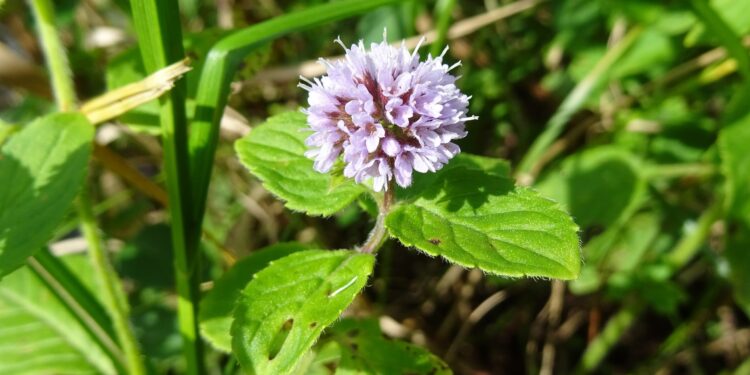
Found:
<box><xmin>300</xmin><ymin>35</ymin><xmax>476</xmax><ymax>192</ymax></box>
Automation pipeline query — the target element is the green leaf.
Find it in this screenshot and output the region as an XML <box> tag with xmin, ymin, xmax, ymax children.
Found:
<box><xmin>199</xmin><ymin>242</ymin><xmax>311</xmax><ymax>352</ymax></box>
<box><xmin>0</xmin><ymin>254</ymin><xmax>117</xmax><ymax>374</ymax></box>
<box><xmin>318</xmin><ymin>319</ymin><xmax>452</xmax><ymax>374</ymax></box>
<box><xmin>0</xmin><ymin>112</ymin><xmax>94</xmax><ymax>278</ymax></box>
<box><xmin>535</xmin><ymin>146</ymin><xmax>645</xmax><ymax>229</ymax></box>
<box><xmin>386</xmin><ymin>154</ymin><xmax>581</xmax><ymax>280</ymax></box>
<box><xmin>235</xmin><ymin>112</ymin><xmax>365</xmax><ymax>216</ymax></box>
<box><xmin>232</xmin><ymin>250</ymin><xmax>374</xmax><ymax>374</ymax></box>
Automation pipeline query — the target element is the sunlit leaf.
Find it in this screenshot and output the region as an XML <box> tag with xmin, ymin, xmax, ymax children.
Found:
<box><xmin>199</xmin><ymin>242</ymin><xmax>310</xmax><ymax>352</ymax></box>
<box><xmin>387</xmin><ymin>154</ymin><xmax>581</xmax><ymax>280</ymax></box>
<box><xmin>232</xmin><ymin>250</ymin><xmax>374</xmax><ymax>374</ymax></box>
<box><xmin>235</xmin><ymin>112</ymin><xmax>365</xmax><ymax>216</ymax></box>
<box><xmin>0</xmin><ymin>112</ymin><xmax>93</xmax><ymax>279</ymax></box>
<box><xmin>0</xmin><ymin>255</ymin><xmax>117</xmax><ymax>374</ymax></box>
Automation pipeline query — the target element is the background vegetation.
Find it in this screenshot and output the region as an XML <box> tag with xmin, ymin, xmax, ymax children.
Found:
<box><xmin>1</xmin><ymin>0</ymin><xmax>749</xmax><ymax>373</ymax></box>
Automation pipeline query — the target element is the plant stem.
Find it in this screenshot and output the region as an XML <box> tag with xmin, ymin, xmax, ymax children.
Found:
<box><xmin>129</xmin><ymin>1</ymin><xmax>204</xmax><ymax>373</ymax></box>
<box><xmin>665</xmin><ymin>199</ymin><xmax>723</xmax><ymax>270</ymax></box>
<box><xmin>360</xmin><ymin>183</ymin><xmax>394</xmax><ymax>254</ymax></box>
<box><xmin>27</xmin><ymin>0</ymin><xmax>76</xmax><ymax>111</ymax></box>
<box><xmin>644</xmin><ymin>163</ymin><xmax>717</xmax><ymax>180</ymax></box>
<box><xmin>76</xmin><ymin>188</ymin><xmax>146</xmax><ymax>375</ymax></box>
<box><xmin>28</xmin><ymin>1</ymin><xmax>145</xmax><ymax>373</ymax></box>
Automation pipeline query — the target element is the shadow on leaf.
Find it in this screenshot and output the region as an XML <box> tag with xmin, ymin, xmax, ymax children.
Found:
<box><xmin>397</xmin><ymin>155</ymin><xmax>514</xmax><ymax>213</ymax></box>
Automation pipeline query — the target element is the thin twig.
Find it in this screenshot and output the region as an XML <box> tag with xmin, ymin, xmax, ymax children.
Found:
<box><xmin>445</xmin><ymin>290</ymin><xmax>508</xmax><ymax>361</ymax></box>
<box><xmin>76</xmin><ymin>188</ymin><xmax>146</xmax><ymax>375</ymax></box>
<box><xmin>540</xmin><ymin>280</ymin><xmax>566</xmax><ymax>375</ymax></box>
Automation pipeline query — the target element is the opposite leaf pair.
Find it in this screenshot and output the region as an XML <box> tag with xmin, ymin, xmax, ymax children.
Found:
<box><xmin>235</xmin><ymin>112</ymin><xmax>581</xmax><ymax>279</ymax></box>
<box><xmin>224</xmin><ymin>111</ymin><xmax>580</xmax><ymax>373</ymax></box>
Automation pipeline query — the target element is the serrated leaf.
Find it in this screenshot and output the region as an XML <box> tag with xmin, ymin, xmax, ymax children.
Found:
<box><xmin>319</xmin><ymin>319</ymin><xmax>452</xmax><ymax>375</ymax></box>
<box><xmin>235</xmin><ymin>112</ymin><xmax>365</xmax><ymax>216</ymax></box>
<box><xmin>232</xmin><ymin>250</ymin><xmax>374</xmax><ymax>374</ymax></box>
<box><xmin>386</xmin><ymin>154</ymin><xmax>580</xmax><ymax>280</ymax></box>
<box><xmin>0</xmin><ymin>255</ymin><xmax>117</xmax><ymax>374</ymax></box>
<box><xmin>200</xmin><ymin>242</ymin><xmax>311</xmax><ymax>352</ymax></box>
<box><xmin>0</xmin><ymin>112</ymin><xmax>94</xmax><ymax>279</ymax></box>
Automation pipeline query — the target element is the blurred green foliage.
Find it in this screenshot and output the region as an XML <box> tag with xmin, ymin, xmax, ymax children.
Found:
<box><xmin>2</xmin><ymin>0</ymin><xmax>750</xmax><ymax>373</ymax></box>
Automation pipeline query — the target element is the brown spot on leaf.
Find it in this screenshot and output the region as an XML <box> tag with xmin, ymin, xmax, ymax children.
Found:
<box><xmin>429</xmin><ymin>238</ymin><xmax>441</xmax><ymax>245</ymax></box>
<box><xmin>282</xmin><ymin>319</ymin><xmax>294</xmax><ymax>331</ymax></box>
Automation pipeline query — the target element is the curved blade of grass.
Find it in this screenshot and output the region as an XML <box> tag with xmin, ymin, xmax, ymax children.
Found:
<box><xmin>27</xmin><ymin>0</ymin><xmax>75</xmax><ymax>110</ymax></box>
<box><xmin>188</xmin><ymin>0</ymin><xmax>408</xmax><ymax>234</ymax></box>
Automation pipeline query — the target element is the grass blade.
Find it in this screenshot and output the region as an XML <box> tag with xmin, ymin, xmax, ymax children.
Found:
<box><xmin>129</xmin><ymin>1</ymin><xmax>204</xmax><ymax>373</ymax></box>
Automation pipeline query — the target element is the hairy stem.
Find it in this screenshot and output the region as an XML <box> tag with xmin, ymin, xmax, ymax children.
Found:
<box><xmin>360</xmin><ymin>183</ymin><xmax>395</xmax><ymax>254</ymax></box>
<box><xmin>76</xmin><ymin>188</ymin><xmax>146</xmax><ymax>375</ymax></box>
<box><xmin>27</xmin><ymin>0</ymin><xmax>76</xmax><ymax>111</ymax></box>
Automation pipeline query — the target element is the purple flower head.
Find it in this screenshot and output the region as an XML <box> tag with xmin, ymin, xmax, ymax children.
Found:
<box><xmin>299</xmin><ymin>34</ymin><xmax>476</xmax><ymax>192</ymax></box>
